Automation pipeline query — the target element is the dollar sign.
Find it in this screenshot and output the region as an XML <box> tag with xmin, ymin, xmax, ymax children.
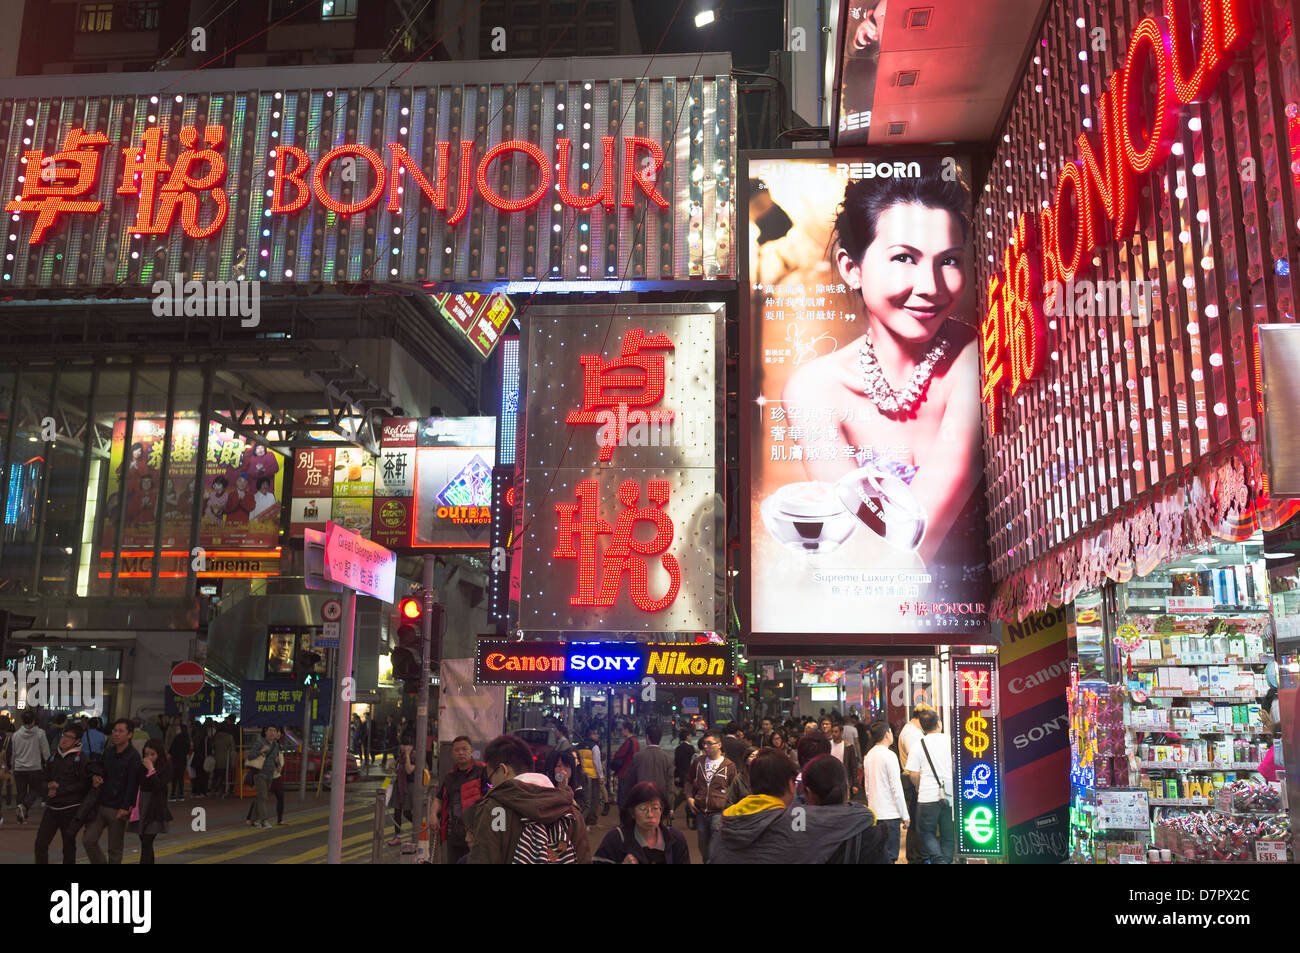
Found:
<box><xmin>964</xmin><ymin>710</ymin><xmax>989</xmax><ymax>759</ymax></box>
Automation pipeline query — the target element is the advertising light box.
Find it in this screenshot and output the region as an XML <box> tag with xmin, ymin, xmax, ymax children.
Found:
<box><xmin>743</xmin><ymin>153</ymin><xmax>993</xmax><ymax>643</ymax></box>
<box><xmin>517</xmin><ymin>305</ymin><xmax>725</xmax><ymax>633</ymax></box>
<box><xmin>475</xmin><ymin>640</ymin><xmax>735</xmax><ymax>687</ymax></box>
<box><xmin>954</xmin><ymin>656</ymin><xmax>1004</xmax><ymax>857</ymax></box>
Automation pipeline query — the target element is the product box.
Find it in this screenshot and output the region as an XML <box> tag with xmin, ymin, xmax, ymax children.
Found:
<box><xmin>1146</xmin><ymin>638</ymin><xmax>1162</xmax><ymax>661</ymax></box>
<box><xmin>1197</xmin><ymin>667</ymin><xmax>1211</xmax><ymax>691</ymax></box>
<box><xmin>1227</xmin><ymin>637</ymin><xmax>1246</xmax><ymax>659</ymax></box>
<box><xmin>1209</xmin><ymin>667</ymin><xmax>1223</xmax><ymax>692</ymax></box>
<box><xmin>1248</xmin><ymin>703</ymin><xmax>1262</xmax><ymax>727</ymax></box>
<box><xmin>1161</xmin><ymin>636</ymin><xmax>1174</xmax><ymax>658</ymax></box>
<box><xmin>1216</xmin><ymin>705</ymin><xmax>1234</xmax><ymax>727</ymax></box>
<box><xmin>1245</xmin><ymin>634</ymin><xmax>1264</xmax><ymax>658</ymax></box>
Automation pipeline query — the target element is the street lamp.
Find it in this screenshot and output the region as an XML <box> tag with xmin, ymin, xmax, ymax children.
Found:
<box><xmin>694</xmin><ymin>9</ymin><xmax>716</xmax><ymax>27</ymax></box>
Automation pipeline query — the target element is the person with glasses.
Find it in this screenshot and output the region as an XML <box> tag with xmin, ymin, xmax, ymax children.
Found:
<box><xmin>467</xmin><ymin>734</ymin><xmax>592</xmax><ymax>864</ymax></box>
<box><xmin>683</xmin><ymin>732</ymin><xmax>737</xmax><ymax>863</ymax></box>
<box><xmin>593</xmin><ymin>781</ymin><xmax>690</xmax><ymax>864</ymax></box>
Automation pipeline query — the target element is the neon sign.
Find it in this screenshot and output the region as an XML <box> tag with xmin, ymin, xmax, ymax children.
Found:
<box><xmin>954</xmin><ymin>657</ymin><xmax>1003</xmax><ymax>856</ymax></box>
<box><xmin>8</xmin><ymin>133</ymin><xmax>671</xmax><ymax>244</ymax></box>
<box><xmin>981</xmin><ymin>0</ymin><xmax>1258</xmax><ymax>429</ymax></box>
<box><xmin>474</xmin><ymin>641</ymin><xmax>734</xmax><ymax>686</ymax></box>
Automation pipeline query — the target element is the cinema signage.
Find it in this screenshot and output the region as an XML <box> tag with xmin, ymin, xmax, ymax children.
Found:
<box><xmin>474</xmin><ymin>640</ymin><xmax>734</xmax><ymax>687</ymax></box>
<box><xmin>981</xmin><ymin>0</ymin><xmax>1257</xmax><ymax>431</ymax></box>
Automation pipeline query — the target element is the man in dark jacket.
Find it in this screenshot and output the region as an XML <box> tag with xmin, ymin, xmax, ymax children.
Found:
<box><xmin>609</xmin><ymin>722</ymin><xmax>640</xmax><ymax>809</ymax></box>
<box><xmin>35</xmin><ymin>724</ymin><xmax>91</xmax><ymax>864</ymax></box>
<box><xmin>82</xmin><ymin>718</ymin><xmax>142</xmax><ymax>864</ymax></box>
<box><xmin>623</xmin><ymin>723</ymin><xmax>676</xmax><ymax>815</ymax></box>
<box><xmin>721</xmin><ymin>722</ymin><xmax>747</xmax><ymax>769</ymax></box>
<box><xmin>708</xmin><ymin>749</ymin><xmax>879</xmax><ymax>864</ymax></box>
<box><xmin>467</xmin><ymin>734</ymin><xmax>591</xmax><ymax>863</ymax></box>
<box><xmin>673</xmin><ymin>728</ymin><xmax>697</xmax><ymax>829</ymax></box>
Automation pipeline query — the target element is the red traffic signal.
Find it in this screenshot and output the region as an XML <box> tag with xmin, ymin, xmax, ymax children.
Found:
<box><xmin>399</xmin><ymin>597</ymin><xmax>422</xmax><ymax>621</ymax></box>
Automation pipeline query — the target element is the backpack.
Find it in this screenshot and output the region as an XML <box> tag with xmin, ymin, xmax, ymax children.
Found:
<box><xmin>510</xmin><ymin>814</ymin><xmax>578</xmax><ymax>864</ymax></box>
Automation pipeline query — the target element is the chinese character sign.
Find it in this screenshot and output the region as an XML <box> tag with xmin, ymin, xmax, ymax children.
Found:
<box><xmin>744</xmin><ymin>154</ymin><xmax>993</xmax><ymax>643</ymax></box>
<box><xmin>519</xmin><ymin>307</ymin><xmax>723</xmax><ymax>632</ymax></box>
<box><xmin>954</xmin><ymin>657</ymin><xmax>1003</xmax><ymax>857</ymax></box>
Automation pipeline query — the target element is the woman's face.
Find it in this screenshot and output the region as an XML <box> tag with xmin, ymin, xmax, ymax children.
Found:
<box><xmin>839</xmin><ymin>202</ymin><xmax>966</xmax><ymax>344</ymax></box>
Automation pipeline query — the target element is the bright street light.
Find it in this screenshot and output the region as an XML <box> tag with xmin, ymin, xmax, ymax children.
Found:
<box><xmin>694</xmin><ymin>9</ymin><xmax>716</xmax><ymax>27</ymax></box>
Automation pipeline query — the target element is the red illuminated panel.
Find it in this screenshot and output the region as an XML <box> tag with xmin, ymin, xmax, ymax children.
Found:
<box><xmin>449</xmin><ymin>140</ymin><xmax>475</xmax><ymax>226</ymax></box>
<box><xmin>960</xmin><ymin>669</ymin><xmax>992</xmax><ymax>708</ymax></box>
<box><xmin>476</xmin><ymin>140</ymin><xmax>552</xmax><ymax>213</ymax></box>
<box><xmin>1166</xmin><ymin>0</ymin><xmax>1223</xmax><ymax>105</ymax></box>
<box><xmin>313</xmin><ymin>145</ymin><xmax>386</xmax><ymax>215</ymax></box>
<box><xmin>116</xmin><ymin>126</ymin><xmax>228</xmax><ymax>238</ymax></box>
<box><xmin>386</xmin><ymin>141</ymin><xmax>450</xmax><ymax>213</ymax></box>
<box><xmin>621</xmin><ymin>137</ymin><xmax>670</xmax><ymax>209</ymax></box>
<box><xmin>5</xmin><ymin>127</ymin><xmax>109</xmax><ymax>243</ymax></box>
<box><xmin>556</xmin><ymin>137</ymin><xmax>617</xmax><ymax>210</ymax></box>
<box><xmin>565</xmin><ymin>329</ymin><xmax>675</xmax><ymax>462</ymax></box>
<box><xmin>981</xmin><ymin>275</ymin><xmax>1005</xmax><ymax>434</ymax></box>
<box><xmin>1120</xmin><ymin>18</ymin><xmax>1178</xmax><ymax>176</ymax></box>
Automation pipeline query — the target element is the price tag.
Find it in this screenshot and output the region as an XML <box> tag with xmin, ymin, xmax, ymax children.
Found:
<box><xmin>1255</xmin><ymin>840</ymin><xmax>1287</xmax><ymax>864</ymax></box>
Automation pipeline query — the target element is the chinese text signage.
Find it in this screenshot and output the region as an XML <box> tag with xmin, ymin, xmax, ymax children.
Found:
<box><xmin>239</xmin><ymin>680</ymin><xmax>332</xmax><ymax>727</ymax></box>
<box><xmin>954</xmin><ymin>656</ymin><xmax>1004</xmax><ymax>856</ymax></box>
<box><xmin>323</xmin><ymin>521</ymin><xmax>396</xmax><ymax>603</ymax></box>
<box><xmin>474</xmin><ymin>641</ymin><xmax>734</xmax><ymax>687</ymax></box>
<box><xmin>518</xmin><ymin>306</ymin><xmax>724</xmax><ymax>632</ymax></box>
<box><xmin>0</xmin><ymin>72</ymin><xmax>734</xmax><ymax>290</ymax></box>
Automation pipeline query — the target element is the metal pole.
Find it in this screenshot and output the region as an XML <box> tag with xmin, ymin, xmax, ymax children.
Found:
<box><xmin>371</xmin><ymin>788</ymin><xmax>385</xmax><ymax>864</ymax></box>
<box><xmin>299</xmin><ymin>681</ymin><xmax>312</xmax><ymax>802</ymax></box>
<box><xmin>412</xmin><ymin>554</ymin><xmax>435</xmax><ymax>861</ymax></box>
<box><xmin>326</xmin><ymin>588</ymin><xmax>356</xmax><ymax>864</ymax></box>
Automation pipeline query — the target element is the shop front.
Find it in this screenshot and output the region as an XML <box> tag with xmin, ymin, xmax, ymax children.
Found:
<box><xmin>978</xmin><ymin>0</ymin><xmax>1300</xmax><ymax>863</ymax></box>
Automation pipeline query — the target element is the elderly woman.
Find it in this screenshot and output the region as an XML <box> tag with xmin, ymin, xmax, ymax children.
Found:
<box><xmin>593</xmin><ymin>781</ymin><xmax>690</xmax><ymax>864</ymax></box>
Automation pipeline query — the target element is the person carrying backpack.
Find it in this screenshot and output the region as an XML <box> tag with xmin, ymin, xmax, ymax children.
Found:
<box><xmin>467</xmin><ymin>734</ymin><xmax>592</xmax><ymax>864</ymax></box>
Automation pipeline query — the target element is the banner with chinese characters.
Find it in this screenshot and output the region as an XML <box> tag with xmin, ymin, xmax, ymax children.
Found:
<box><xmin>954</xmin><ymin>656</ymin><xmax>1004</xmax><ymax>857</ymax></box>
<box><xmin>99</xmin><ymin>416</ymin><xmax>284</xmax><ymax>555</ymax></box>
<box><xmin>239</xmin><ymin>680</ymin><xmax>332</xmax><ymax>727</ymax></box>
<box><xmin>517</xmin><ymin>305</ymin><xmax>725</xmax><ymax>633</ymax></box>
<box><xmin>431</xmin><ymin>292</ymin><xmax>516</xmax><ymax>359</ymax></box>
<box><xmin>289</xmin><ymin>417</ymin><xmax>493</xmax><ymax>549</ymax></box>
<box><xmin>0</xmin><ymin>69</ymin><xmax>734</xmax><ymax>292</ymax></box>
<box><xmin>743</xmin><ymin>153</ymin><xmax>992</xmax><ymax>643</ymax></box>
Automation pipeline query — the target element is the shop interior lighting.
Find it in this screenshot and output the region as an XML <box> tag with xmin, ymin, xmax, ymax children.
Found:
<box><xmin>1190</xmin><ymin>556</ymin><xmax>1218</xmax><ymax>564</ymax></box>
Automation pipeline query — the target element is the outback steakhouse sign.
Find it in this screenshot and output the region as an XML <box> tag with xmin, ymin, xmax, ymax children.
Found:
<box><xmin>981</xmin><ymin>0</ymin><xmax>1257</xmax><ymax>431</ymax></box>
<box><xmin>474</xmin><ymin>640</ymin><xmax>735</xmax><ymax>686</ymax></box>
<box><xmin>0</xmin><ymin>71</ymin><xmax>735</xmax><ymax>290</ymax></box>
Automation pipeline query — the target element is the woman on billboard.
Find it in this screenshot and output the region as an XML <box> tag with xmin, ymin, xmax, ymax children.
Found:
<box><xmin>779</xmin><ymin>170</ymin><xmax>983</xmax><ymax>567</ymax></box>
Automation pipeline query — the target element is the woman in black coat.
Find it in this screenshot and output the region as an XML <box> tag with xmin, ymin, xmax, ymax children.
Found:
<box><xmin>130</xmin><ymin>740</ymin><xmax>174</xmax><ymax>864</ymax></box>
<box><xmin>189</xmin><ymin>723</ymin><xmax>213</xmax><ymax>797</ymax></box>
<box><xmin>594</xmin><ymin>781</ymin><xmax>690</xmax><ymax>864</ymax></box>
<box><xmin>168</xmin><ymin>722</ymin><xmax>190</xmax><ymax>800</ymax></box>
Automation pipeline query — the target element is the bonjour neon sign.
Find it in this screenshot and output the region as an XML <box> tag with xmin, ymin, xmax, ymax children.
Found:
<box><xmin>981</xmin><ymin>0</ymin><xmax>1256</xmax><ymax>431</ymax></box>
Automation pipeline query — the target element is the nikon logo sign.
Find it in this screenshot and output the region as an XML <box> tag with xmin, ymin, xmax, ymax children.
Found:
<box><xmin>475</xmin><ymin>640</ymin><xmax>733</xmax><ymax>687</ymax></box>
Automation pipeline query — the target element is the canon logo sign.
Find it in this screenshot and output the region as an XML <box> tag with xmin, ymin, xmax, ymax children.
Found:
<box><xmin>1007</xmin><ymin>660</ymin><xmax>1070</xmax><ymax>695</ymax></box>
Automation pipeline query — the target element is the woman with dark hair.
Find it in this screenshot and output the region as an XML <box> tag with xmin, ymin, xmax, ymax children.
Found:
<box><xmin>781</xmin><ymin>169</ymin><xmax>982</xmax><ymax>567</ymax></box>
<box><xmin>244</xmin><ymin>725</ymin><xmax>281</xmax><ymax>829</ymax></box>
<box><xmin>802</xmin><ymin>754</ymin><xmax>883</xmax><ymax>864</ymax></box>
<box><xmin>130</xmin><ymin>740</ymin><xmax>173</xmax><ymax>864</ymax></box>
<box><xmin>769</xmin><ymin>730</ymin><xmax>795</xmax><ymax>762</ymax></box>
<box><xmin>388</xmin><ymin>731</ymin><xmax>417</xmax><ymax>845</ymax></box>
<box><xmin>593</xmin><ymin>781</ymin><xmax>690</xmax><ymax>864</ymax></box>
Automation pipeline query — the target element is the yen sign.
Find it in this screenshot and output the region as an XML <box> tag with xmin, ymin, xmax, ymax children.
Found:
<box><xmin>321</xmin><ymin>598</ymin><xmax>343</xmax><ymax>623</ymax></box>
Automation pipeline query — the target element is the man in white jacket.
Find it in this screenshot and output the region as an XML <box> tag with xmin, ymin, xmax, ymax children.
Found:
<box><xmin>863</xmin><ymin>720</ymin><xmax>908</xmax><ymax>863</ymax></box>
<box><xmin>11</xmin><ymin>711</ymin><xmax>51</xmax><ymax>823</ymax></box>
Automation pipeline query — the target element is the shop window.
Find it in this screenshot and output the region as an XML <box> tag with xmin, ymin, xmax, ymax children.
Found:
<box><xmin>76</xmin><ymin>3</ymin><xmax>114</xmax><ymax>33</ymax></box>
<box><xmin>319</xmin><ymin>0</ymin><xmax>356</xmax><ymax>19</ymax></box>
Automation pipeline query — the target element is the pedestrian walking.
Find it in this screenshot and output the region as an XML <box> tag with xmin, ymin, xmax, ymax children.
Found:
<box><xmin>609</xmin><ymin>721</ymin><xmax>640</xmax><ymax>809</ymax></box>
<box><xmin>0</xmin><ymin>715</ymin><xmax>15</xmax><ymax>816</ymax></box>
<box><xmin>191</xmin><ymin>723</ymin><xmax>214</xmax><ymax>797</ymax></box>
<box><xmin>897</xmin><ymin>705</ymin><xmax>929</xmax><ymax>862</ymax></box>
<box><xmin>244</xmin><ymin>725</ymin><xmax>281</xmax><ymax>829</ymax></box>
<box><xmin>864</xmin><ymin>720</ymin><xmax>908</xmax><ymax>864</ymax></box>
<box><xmin>830</xmin><ymin>722</ymin><xmax>863</xmax><ymax>801</ymax></box>
<box><xmin>904</xmin><ymin>709</ymin><xmax>954</xmax><ymax>864</ymax></box>
<box><xmin>623</xmin><ymin>723</ymin><xmax>676</xmax><ymax>813</ymax></box>
<box><xmin>82</xmin><ymin>719</ymin><xmax>142</xmax><ymax>864</ymax></box>
<box><xmin>382</xmin><ymin>716</ymin><xmax>398</xmax><ymax>770</ymax></box>
<box><xmin>388</xmin><ymin>733</ymin><xmax>416</xmax><ymax>844</ymax></box>
<box><xmin>35</xmin><ymin>724</ymin><xmax>90</xmax><ymax>864</ymax></box>
<box><xmin>433</xmin><ymin>734</ymin><xmax>488</xmax><ymax>860</ymax></box>
<box><xmin>212</xmin><ymin>724</ymin><xmax>234</xmax><ymax>796</ymax></box>
<box><xmin>168</xmin><ymin>719</ymin><xmax>190</xmax><ymax>801</ymax></box>
<box><xmin>800</xmin><ymin>754</ymin><xmax>883</xmax><ymax>863</ymax></box>
<box><xmin>593</xmin><ymin>781</ymin><xmax>690</xmax><ymax>864</ymax></box>
<box><xmin>11</xmin><ymin>710</ymin><xmax>50</xmax><ymax>824</ymax></box>
<box><xmin>466</xmin><ymin>734</ymin><xmax>591</xmax><ymax>864</ymax></box>
<box><xmin>130</xmin><ymin>740</ymin><xmax>173</xmax><ymax>864</ymax></box>
<box><xmin>82</xmin><ymin>718</ymin><xmax>107</xmax><ymax>757</ymax></box>
<box><xmin>672</xmin><ymin>728</ymin><xmax>695</xmax><ymax>827</ymax></box>
<box><xmin>577</xmin><ymin>725</ymin><xmax>605</xmax><ymax>826</ymax></box>
<box><xmin>682</xmin><ymin>732</ymin><xmax>737</xmax><ymax>863</ymax></box>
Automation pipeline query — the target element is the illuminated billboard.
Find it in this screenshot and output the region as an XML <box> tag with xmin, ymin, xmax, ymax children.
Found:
<box><xmin>743</xmin><ymin>153</ymin><xmax>992</xmax><ymax>642</ymax></box>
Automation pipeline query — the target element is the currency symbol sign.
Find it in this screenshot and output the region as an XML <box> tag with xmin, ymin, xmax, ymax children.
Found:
<box><xmin>964</xmin><ymin>710</ymin><xmax>990</xmax><ymax>759</ymax></box>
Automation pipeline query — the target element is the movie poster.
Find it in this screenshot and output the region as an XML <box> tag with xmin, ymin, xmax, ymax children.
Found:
<box><xmin>746</xmin><ymin>154</ymin><xmax>991</xmax><ymax>639</ymax></box>
<box><xmin>101</xmin><ymin>418</ymin><xmax>285</xmax><ymax>553</ymax></box>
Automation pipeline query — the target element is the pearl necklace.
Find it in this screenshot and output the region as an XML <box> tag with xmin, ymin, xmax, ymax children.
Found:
<box><xmin>856</xmin><ymin>330</ymin><xmax>949</xmax><ymax>416</ymax></box>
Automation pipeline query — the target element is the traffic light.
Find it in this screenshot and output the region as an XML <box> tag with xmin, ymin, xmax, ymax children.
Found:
<box><xmin>399</xmin><ymin>596</ymin><xmax>422</xmax><ymax>622</ymax></box>
<box><xmin>293</xmin><ymin>649</ymin><xmax>322</xmax><ymax>686</ymax></box>
<box><xmin>391</xmin><ymin>616</ymin><xmax>422</xmax><ymax>694</ymax></box>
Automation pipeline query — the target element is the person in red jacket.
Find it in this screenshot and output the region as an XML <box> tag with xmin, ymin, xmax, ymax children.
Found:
<box><xmin>610</xmin><ymin>722</ymin><xmax>640</xmax><ymax>809</ymax></box>
<box><xmin>224</xmin><ymin>473</ymin><xmax>256</xmax><ymax>524</ymax></box>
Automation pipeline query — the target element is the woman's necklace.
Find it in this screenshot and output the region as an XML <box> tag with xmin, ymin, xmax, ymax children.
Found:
<box><xmin>856</xmin><ymin>329</ymin><xmax>949</xmax><ymax>416</ymax></box>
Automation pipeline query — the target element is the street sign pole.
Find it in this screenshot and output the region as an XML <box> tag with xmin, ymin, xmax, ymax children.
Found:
<box><xmin>299</xmin><ymin>679</ymin><xmax>313</xmax><ymax>802</ymax></box>
<box><xmin>326</xmin><ymin>588</ymin><xmax>356</xmax><ymax>865</ymax></box>
<box><xmin>411</xmin><ymin>554</ymin><xmax>435</xmax><ymax>862</ymax></box>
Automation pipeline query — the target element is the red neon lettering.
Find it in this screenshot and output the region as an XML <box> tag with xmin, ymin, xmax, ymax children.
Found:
<box><xmin>1006</xmin><ymin>214</ymin><xmax>1047</xmax><ymax>394</ymax></box>
<box><xmin>1074</xmin><ymin>81</ymin><xmax>1134</xmax><ymax>245</ymax></box>
<box><xmin>1049</xmin><ymin>161</ymin><xmax>1088</xmax><ymax>282</ymax></box>
<box><xmin>621</xmin><ymin>137</ymin><xmax>670</xmax><ymax>209</ymax></box>
<box><xmin>7</xmin><ymin>127</ymin><xmax>109</xmax><ymax>243</ymax></box>
<box><xmin>565</xmin><ymin>328</ymin><xmax>675</xmax><ymax>462</ymax></box>
<box><xmin>1121</xmin><ymin>18</ymin><xmax>1178</xmax><ymax>176</ymax></box>
<box><xmin>448</xmin><ymin>140</ymin><xmax>474</xmax><ymax>226</ymax></box>
<box><xmin>981</xmin><ymin>275</ymin><xmax>1005</xmax><ymax>434</ymax></box>
<box><xmin>485</xmin><ymin>652</ymin><xmax>507</xmax><ymax>670</ymax></box>
<box><xmin>271</xmin><ymin>145</ymin><xmax>310</xmax><ymax>214</ymax></box>
<box><xmin>1166</xmin><ymin>0</ymin><xmax>1222</xmax><ymax>104</ymax></box>
<box><xmin>556</xmin><ymin>136</ymin><xmax>616</xmax><ymax>210</ymax></box>
<box><xmin>476</xmin><ymin>140</ymin><xmax>552</xmax><ymax>213</ymax></box>
<box><xmin>1219</xmin><ymin>0</ymin><xmax>1253</xmax><ymax>52</ymax></box>
<box><xmin>116</xmin><ymin>125</ymin><xmax>228</xmax><ymax>238</ymax></box>
<box><xmin>960</xmin><ymin>670</ymin><xmax>991</xmax><ymax>708</ymax></box>
<box><xmin>387</xmin><ymin>141</ymin><xmax>450</xmax><ymax>213</ymax></box>
<box><xmin>553</xmin><ymin>479</ymin><xmax>679</xmax><ymax>611</ymax></box>
<box><xmin>313</xmin><ymin>144</ymin><xmax>386</xmax><ymax>215</ymax></box>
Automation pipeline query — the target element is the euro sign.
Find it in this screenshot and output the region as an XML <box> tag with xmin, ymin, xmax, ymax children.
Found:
<box><xmin>963</xmin><ymin>805</ymin><xmax>995</xmax><ymax>846</ymax></box>
<box><xmin>964</xmin><ymin>710</ymin><xmax>989</xmax><ymax>759</ymax></box>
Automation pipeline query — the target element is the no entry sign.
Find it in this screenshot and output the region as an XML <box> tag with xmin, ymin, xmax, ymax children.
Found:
<box><xmin>169</xmin><ymin>661</ymin><xmax>206</xmax><ymax>697</ymax></box>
